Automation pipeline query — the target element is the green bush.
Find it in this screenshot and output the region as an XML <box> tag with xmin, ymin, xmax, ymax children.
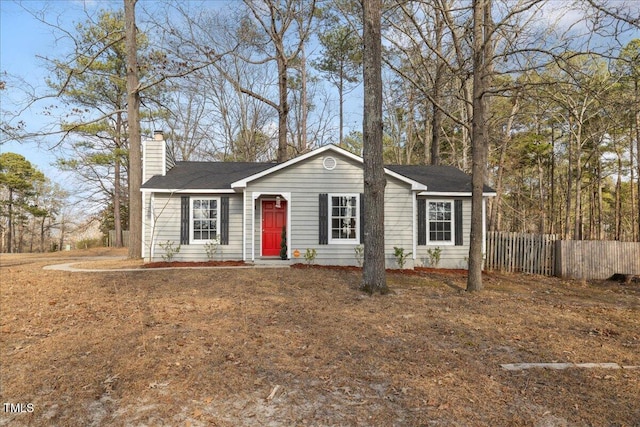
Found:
<box><xmin>76</xmin><ymin>238</ymin><xmax>103</xmax><ymax>249</ymax></box>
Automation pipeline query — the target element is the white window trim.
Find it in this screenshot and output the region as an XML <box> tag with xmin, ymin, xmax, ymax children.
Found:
<box><xmin>328</xmin><ymin>193</ymin><xmax>360</xmax><ymax>245</ymax></box>
<box><xmin>426</xmin><ymin>199</ymin><xmax>455</xmax><ymax>246</ymax></box>
<box><xmin>190</xmin><ymin>197</ymin><xmax>220</xmax><ymax>244</ymax></box>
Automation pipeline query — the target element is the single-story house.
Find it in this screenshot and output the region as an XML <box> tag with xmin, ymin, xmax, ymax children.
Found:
<box><xmin>141</xmin><ymin>132</ymin><xmax>495</xmax><ymax>269</ymax></box>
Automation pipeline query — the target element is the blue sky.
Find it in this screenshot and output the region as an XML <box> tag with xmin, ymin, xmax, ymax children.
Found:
<box><xmin>1</xmin><ymin>0</ymin><xmax>122</xmax><ymax>186</ymax></box>
<box><xmin>2</xmin><ymin>0</ymin><xmax>637</xmax><ymax>189</ymax></box>
<box><xmin>0</xmin><ymin>0</ymin><xmax>355</xmax><ymax>191</ymax></box>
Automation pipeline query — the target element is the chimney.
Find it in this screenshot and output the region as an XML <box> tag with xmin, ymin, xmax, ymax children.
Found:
<box><xmin>143</xmin><ymin>130</ymin><xmax>169</xmax><ymax>181</ymax></box>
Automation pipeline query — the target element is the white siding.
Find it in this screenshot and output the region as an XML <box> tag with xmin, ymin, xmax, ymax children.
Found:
<box><xmin>147</xmin><ymin>193</ymin><xmax>244</xmax><ymax>262</ymax></box>
<box><xmin>244</xmin><ymin>153</ymin><xmax>415</xmax><ymax>268</ymax></box>
<box><xmin>415</xmin><ymin>197</ymin><xmax>472</xmax><ymax>269</ymax></box>
<box><xmin>143</xmin><ymin>149</ymin><xmax>482</xmax><ymax>268</ymax></box>
<box><xmin>142</xmin><ymin>138</ymin><xmax>165</xmax><ymax>181</ymax></box>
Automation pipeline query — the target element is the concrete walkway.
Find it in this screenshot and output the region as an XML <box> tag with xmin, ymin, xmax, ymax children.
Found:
<box><xmin>501</xmin><ymin>362</ymin><xmax>640</xmax><ymax>371</ymax></box>
<box><xmin>42</xmin><ymin>257</ymin><xmax>290</xmax><ymax>273</ymax></box>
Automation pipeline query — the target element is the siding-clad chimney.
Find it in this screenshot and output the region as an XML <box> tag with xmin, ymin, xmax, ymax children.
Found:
<box><xmin>143</xmin><ymin>130</ymin><xmax>169</xmax><ymax>182</ymax></box>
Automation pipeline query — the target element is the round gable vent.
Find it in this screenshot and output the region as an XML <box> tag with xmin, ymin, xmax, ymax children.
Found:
<box><xmin>323</xmin><ymin>156</ymin><xmax>337</xmax><ymax>170</ymax></box>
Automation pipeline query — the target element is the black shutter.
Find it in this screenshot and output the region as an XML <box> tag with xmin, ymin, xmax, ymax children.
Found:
<box><xmin>319</xmin><ymin>193</ymin><xmax>328</xmax><ymax>244</ymax></box>
<box><xmin>220</xmin><ymin>196</ymin><xmax>229</xmax><ymax>245</ymax></box>
<box><xmin>454</xmin><ymin>199</ymin><xmax>463</xmax><ymax>246</ymax></box>
<box><xmin>180</xmin><ymin>196</ymin><xmax>190</xmax><ymax>245</ymax></box>
<box><xmin>359</xmin><ymin>193</ymin><xmax>364</xmax><ymax>244</ymax></box>
<box><xmin>417</xmin><ymin>198</ymin><xmax>426</xmax><ymax>245</ymax></box>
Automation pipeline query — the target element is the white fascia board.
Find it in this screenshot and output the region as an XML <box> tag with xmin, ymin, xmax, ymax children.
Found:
<box><xmin>231</xmin><ymin>145</ymin><xmax>342</xmax><ymax>189</ymax></box>
<box><xmin>418</xmin><ymin>191</ymin><xmax>497</xmax><ymax>197</ymax></box>
<box><xmin>384</xmin><ymin>169</ymin><xmax>428</xmax><ymax>191</ymax></box>
<box><xmin>140</xmin><ymin>188</ymin><xmax>236</xmax><ymax>194</ymax></box>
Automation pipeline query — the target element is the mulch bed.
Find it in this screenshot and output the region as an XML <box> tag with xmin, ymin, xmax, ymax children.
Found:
<box><xmin>143</xmin><ymin>260</ymin><xmax>247</xmax><ymax>268</ymax></box>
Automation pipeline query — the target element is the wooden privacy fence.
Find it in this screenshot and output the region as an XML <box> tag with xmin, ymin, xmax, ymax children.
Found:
<box><xmin>485</xmin><ymin>232</ymin><xmax>640</xmax><ymax>279</ymax></box>
<box><xmin>555</xmin><ymin>240</ymin><xmax>640</xmax><ymax>280</ymax></box>
<box><xmin>485</xmin><ymin>232</ymin><xmax>558</xmax><ymax>275</ymax></box>
<box><xmin>107</xmin><ymin>230</ymin><xmax>129</xmax><ymax>247</ymax></box>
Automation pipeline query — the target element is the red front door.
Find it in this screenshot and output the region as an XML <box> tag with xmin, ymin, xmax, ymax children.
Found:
<box><xmin>262</xmin><ymin>200</ymin><xmax>287</xmax><ymax>256</ymax></box>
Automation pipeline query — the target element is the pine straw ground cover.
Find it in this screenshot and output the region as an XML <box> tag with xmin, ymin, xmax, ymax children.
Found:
<box><xmin>1</xmin><ymin>249</ymin><xmax>639</xmax><ymax>426</ymax></box>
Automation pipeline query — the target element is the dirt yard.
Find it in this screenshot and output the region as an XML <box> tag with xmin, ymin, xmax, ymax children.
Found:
<box><xmin>1</xmin><ymin>249</ymin><xmax>639</xmax><ymax>426</ymax></box>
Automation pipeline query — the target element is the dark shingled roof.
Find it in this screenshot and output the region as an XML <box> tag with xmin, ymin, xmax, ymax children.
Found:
<box><xmin>141</xmin><ymin>161</ymin><xmax>275</xmax><ymax>190</ymax></box>
<box><xmin>385</xmin><ymin>165</ymin><xmax>495</xmax><ymax>193</ymax></box>
<box><xmin>141</xmin><ymin>159</ymin><xmax>495</xmax><ymax>193</ymax></box>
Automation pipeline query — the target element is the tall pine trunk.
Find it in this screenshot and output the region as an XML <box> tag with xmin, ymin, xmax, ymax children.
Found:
<box><xmin>361</xmin><ymin>0</ymin><xmax>388</xmax><ymax>295</ymax></box>
<box><xmin>467</xmin><ymin>0</ymin><xmax>492</xmax><ymax>292</ymax></box>
<box><xmin>113</xmin><ymin>112</ymin><xmax>124</xmax><ymax>248</ymax></box>
<box><xmin>125</xmin><ymin>0</ymin><xmax>142</xmax><ymax>258</ymax></box>
<box><xmin>430</xmin><ymin>9</ymin><xmax>445</xmax><ymax>166</ymax></box>
<box><xmin>277</xmin><ymin>54</ymin><xmax>289</xmax><ymax>162</ymax></box>
<box><xmin>636</xmin><ymin>79</ymin><xmax>640</xmax><ymax>241</ymax></box>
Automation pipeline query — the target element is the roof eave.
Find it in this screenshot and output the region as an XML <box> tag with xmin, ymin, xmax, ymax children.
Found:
<box><xmin>230</xmin><ymin>144</ymin><xmax>428</xmax><ymax>191</ymax></box>
<box><xmin>141</xmin><ymin>188</ymin><xmax>236</xmax><ymax>194</ymax></box>
<box><xmin>418</xmin><ymin>191</ymin><xmax>497</xmax><ymax>197</ymax></box>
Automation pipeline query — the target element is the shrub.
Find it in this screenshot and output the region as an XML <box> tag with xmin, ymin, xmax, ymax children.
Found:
<box><xmin>354</xmin><ymin>245</ymin><xmax>364</xmax><ymax>267</ymax></box>
<box><xmin>304</xmin><ymin>248</ymin><xmax>317</xmax><ymax>265</ymax></box>
<box><xmin>204</xmin><ymin>238</ymin><xmax>220</xmax><ymax>260</ymax></box>
<box><xmin>159</xmin><ymin>241</ymin><xmax>181</xmax><ymax>262</ymax></box>
<box><xmin>426</xmin><ymin>247</ymin><xmax>442</xmax><ymax>267</ymax></box>
<box><xmin>393</xmin><ymin>246</ymin><xmax>412</xmax><ymax>269</ymax></box>
<box><xmin>76</xmin><ymin>238</ymin><xmax>103</xmax><ymax>249</ymax></box>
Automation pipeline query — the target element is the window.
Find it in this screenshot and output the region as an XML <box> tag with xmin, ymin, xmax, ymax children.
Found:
<box><xmin>428</xmin><ymin>201</ymin><xmax>453</xmax><ymax>243</ymax></box>
<box><xmin>191</xmin><ymin>198</ymin><xmax>219</xmax><ymax>242</ymax></box>
<box><xmin>329</xmin><ymin>194</ymin><xmax>359</xmax><ymax>243</ymax></box>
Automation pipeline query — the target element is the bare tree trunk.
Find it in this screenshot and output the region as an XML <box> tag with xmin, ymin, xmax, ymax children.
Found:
<box><xmin>615</xmin><ymin>149</ymin><xmax>622</xmax><ymax>240</ymax></box>
<box><xmin>361</xmin><ymin>0</ymin><xmax>388</xmax><ymax>295</ymax></box>
<box><xmin>430</xmin><ymin>8</ymin><xmax>445</xmax><ymax>166</ymax></box>
<box><xmin>299</xmin><ymin>42</ymin><xmax>308</xmax><ymax>152</ymax></box>
<box><xmin>40</xmin><ymin>216</ymin><xmax>46</xmax><ymax>252</ymax></box>
<box><xmin>597</xmin><ymin>156</ymin><xmax>603</xmax><ymax>240</ymax></box>
<box><xmin>630</xmin><ymin>125</ymin><xmax>636</xmax><ymax>241</ymax></box>
<box><xmin>277</xmin><ymin>53</ymin><xmax>289</xmax><ymax>162</ymax></box>
<box><xmin>339</xmin><ymin>73</ymin><xmax>345</xmax><ymax>146</ymax></box>
<box><xmin>636</xmin><ymin>79</ymin><xmax>640</xmax><ymax>241</ymax></box>
<box><xmin>564</xmin><ymin>119</ymin><xmax>573</xmax><ymax>240</ymax></box>
<box><xmin>460</xmin><ymin>79</ymin><xmax>472</xmax><ymax>171</ymax></box>
<box><xmin>113</xmin><ymin>112</ymin><xmax>123</xmax><ymax>248</ymax></box>
<box><xmin>59</xmin><ymin>215</ymin><xmax>65</xmax><ymax>251</ymax></box>
<box><xmin>537</xmin><ymin>156</ymin><xmax>546</xmax><ymax>233</ymax></box>
<box><xmin>489</xmin><ymin>97</ymin><xmax>519</xmax><ymax>231</ymax></box>
<box><xmin>549</xmin><ymin>125</ymin><xmax>556</xmax><ymax>235</ymax></box>
<box><xmin>467</xmin><ymin>0</ymin><xmax>491</xmax><ymax>292</ymax></box>
<box><xmin>574</xmin><ymin>134</ymin><xmax>582</xmax><ymax>240</ymax></box>
<box><xmin>125</xmin><ymin>0</ymin><xmax>142</xmax><ymax>258</ymax></box>
<box><xmin>7</xmin><ymin>188</ymin><xmax>13</xmax><ymax>253</ymax></box>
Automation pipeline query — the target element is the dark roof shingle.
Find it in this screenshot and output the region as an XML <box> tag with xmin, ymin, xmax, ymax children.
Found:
<box><xmin>141</xmin><ymin>161</ymin><xmax>274</xmax><ymax>190</ymax></box>
<box><xmin>142</xmin><ymin>159</ymin><xmax>495</xmax><ymax>193</ymax></box>
<box><xmin>386</xmin><ymin>165</ymin><xmax>494</xmax><ymax>193</ymax></box>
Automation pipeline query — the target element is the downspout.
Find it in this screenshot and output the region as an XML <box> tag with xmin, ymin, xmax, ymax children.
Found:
<box><xmin>283</xmin><ymin>192</ymin><xmax>292</xmax><ymax>260</ymax></box>
<box><xmin>141</xmin><ymin>191</ymin><xmax>146</xmax><ymax>259</ymax></box>
<box><xmin>150</xmin><ymin>192</ymin><xmax>155</xmax><ymax>261</ymax></box>
<box><xmin>412</xmin><ymin>191</ymin><xmax>417</xmax><ymax>262</ymax></box>
<box><xmin>482</xmin><ymin>197</ymin><xmax>487</xmax><ymax>262</ymax></box>
<box><xmin>251</xmin><ymin>193</ymin><xmax>256</xmax><ymax>262</ymax></box>
<box><xmin>242</xmin><ymin>190</ymin><xmax>246</xmax><ymax>261</ymax></box>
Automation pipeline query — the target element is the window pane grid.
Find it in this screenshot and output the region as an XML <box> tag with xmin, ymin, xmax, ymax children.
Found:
<box><xmin>428</xmin><ymin>201</ymin><xmax>452</xmax><ymax>242</ymax></box>
<box><xmin>193</xmin><ymin>199</ymin><xmax>217</xmax><ymax>241</ymax></box>
<box><xmin>330</xmin><ymin>196</ymin><xmax>357</xmax><ymax>240</ymax></box>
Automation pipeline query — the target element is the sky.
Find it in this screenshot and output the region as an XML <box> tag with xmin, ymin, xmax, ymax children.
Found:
<box><xmin>1</xmin><ymin>0</ymin><xmax>123</xmax><ymax>188</ymax></box>
<box><xmin>1</xmin><ymin>0</ymin><xmax>638</xmax><ymax>193</ymax></box>
<box><xmin>0</xmin><ymin>0</ymin><xmax>356</xmax><ymax>193</ymax></box>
